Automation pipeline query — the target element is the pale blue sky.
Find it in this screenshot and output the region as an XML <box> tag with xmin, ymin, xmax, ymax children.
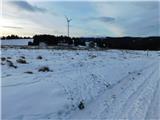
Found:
<box><xmin>1</xmin><ymin>0</ymin><xmax>160</xmax><ymax>37</ymax></box>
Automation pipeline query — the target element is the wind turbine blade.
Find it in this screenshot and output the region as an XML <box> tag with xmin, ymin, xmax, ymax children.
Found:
<box><xmin>64</xmin><ymin>15</ymin><xmax>69</xmax><ymax>20</ymax></box>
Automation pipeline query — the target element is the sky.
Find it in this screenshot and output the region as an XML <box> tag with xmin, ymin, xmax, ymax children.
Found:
<box><xmin>1</xmin><ymin>0</ymin><xmax>160</xmax><ymax>37</ymax></box>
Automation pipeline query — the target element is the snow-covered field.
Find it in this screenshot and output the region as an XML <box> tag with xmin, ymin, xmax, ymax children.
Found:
<box><xmin>1</xmin><ymin>39</ymin><xmax>33</xmax><ymax>46</ymax></box>
<box><xmin>1</xmin><ymin>49</ymin><xmax>160</xmax><ymax>120</ymax></box>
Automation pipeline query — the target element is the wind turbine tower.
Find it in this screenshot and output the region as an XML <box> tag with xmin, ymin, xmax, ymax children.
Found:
<box><xmin>65</xmin><ymin>16</ymin><xmax>72</xmax><ymax>37</ymax></box>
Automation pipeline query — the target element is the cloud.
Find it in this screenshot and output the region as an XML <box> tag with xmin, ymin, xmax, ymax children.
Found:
<box><xmin>92</xmin><ymin>1</ymin><xmax>159</xmax><ymax>36</ymax></box>
<box><xmin>8</xmin><ymin>1</ymin><xmax>47</xmax><ymax>13</ymax></box>
<box><xmin>3</xmin><ymin>1</ymin><xmax>159</xmax><ymax>37</ymax></box>
<box><xmin>88</xmin><ymin>16</ymin><xmax>115</xmax><ymax>23</ymax></box>
<box><xmin>96</xmin><ymin>17</ymin><xmax>115</xmax><ymax>23</ymax></box>
<box><xmin>2</xmin><ymin>26</ymin><xmax>23</xmax><ymax>29</ymax></box>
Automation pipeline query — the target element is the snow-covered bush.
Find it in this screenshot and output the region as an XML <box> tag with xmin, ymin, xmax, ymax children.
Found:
<box><xmin>7</xmin><ymin>57</ymin><xmax>11</xmax><ymax>59</ymax></box>
<box><xmin>1</xmin><ymin>57</ymin><xmax>6</xmax><ymax>61</ymax></box>
<box><xmin>24</xmin><ymin>71</ymin><xmax>33</xmax><ymax>74</ymax></box>
<box><xmin>6</xmin><ymin>60</ymin><xmax>17</xmax><ymax>68</ymax></box>
<box><xmin>16</xmin><ymin>59</ymin><xmax>27</xmax><ymax>64</ymax></box>
<box><xmin>20</xmin><ymin>56</ymin><xmax>25</xmax><ymax>59</ymax></box>
<box><xmin>37</xmin><ymin>55</ymin><xmax>43</xmax><ymax>59</ymax></box>
<box><xmin>78</xmin><ymin>101</ymin><xmax>85</xmax><ymax>110</ymax></box>
<box><xmin>38</xmin><ymin>66</ymin><xmax>50</xmax><ymax>72</ymax></box>
<box><xmin>89</xmin><ymin>54</ymin><xmax>97</xmax><ymax>59</ymax></box>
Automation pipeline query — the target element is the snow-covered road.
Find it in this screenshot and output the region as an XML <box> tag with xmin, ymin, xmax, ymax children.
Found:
<box><xmin>72</xmin><ymin>61</ymin><xmax>159</xmax><ymax>119</ymax></box>
<box><xmin>1</xmin><ymin>49</ymin><xmax>160</xmax><ymax>120</ymax></box>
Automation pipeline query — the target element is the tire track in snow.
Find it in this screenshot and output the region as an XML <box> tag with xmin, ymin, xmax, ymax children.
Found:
<box><xmin>116</xmin><ymin>65</ymin><xmax>158</xmax><ymax>119</ymax></box>
<box><xmin>145</xmin><ymin>78</ymin><xmax>160</xmax><ymax>119</ymax></box>
<box><xmin>2</xmin><ymin>80</ymin><xmax>41</xmax><ymax>88</ymax></box>
<box><xmin>108</xmin><ymin>62</ymin><xmax>156</xmax><ymax>89</ymax></box>
<box><xmin>99</xmin><ymin>63</ymin><xmax>157</xmax><ymax>119</ymax></box>
<box><xmin>145</xmin><ymin>58</ymin><xmax>160</xmax><ymax>120</ymax></box>
<box><xmin>1</xmin><ymin>75</ymin><xmax>42</xmax><ymax>88</ymax></box>
<box><xmin>69</xmin><ymin>62</ymin><xmax>156</xmax><ymax>119</ymax></box>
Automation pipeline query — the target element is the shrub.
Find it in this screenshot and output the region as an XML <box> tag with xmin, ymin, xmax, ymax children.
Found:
<box><xmin>24</xmin><ymin>71</ymin><xmax>33</xmax><ymax>74</ymax></box>
<box><xmin>137</xmin><ymin>72</ymin><xmax>141</xmax><ymax>75</ymax></box>
<box><xmin>89</xmin><ymin>55</ymin><xmax>97</xmax><ymax>59</ymax></box>
<box><xmin>20</xmin><ymin>56</ymin><xmax>25</xmax><ymax>59</ymax></box>
<box><xmin>78</xmin><ymin>101</ymin><xmax>85</xmax><ymax>110</ymax></box>
<box><xmin>16</xmin><ymin>59</ymin><xmax>27</xmax><ymax>64</ymax></box>
<box><xmin>6</xmin><ymin>60</ymin><xmax>17</xmax><ymax>68</ymax></box>
<box><xmin>38</xmin><ymin>66</ymin><xmax>50</xmax><ymax>72</ymax></box>
<box><xmin>37</xmin><ymin>56</ymin><xmax>43</xmax><ymax>59</ymax></box>
<box><xmin>7</xmin><ymin>57</ymin><xmax>11</xmax><ymax>59</ymax></box>
<box><xmin>1</xmin><ymin>57</ymin><xmax>6</xmax><ymax>61</ymax></box>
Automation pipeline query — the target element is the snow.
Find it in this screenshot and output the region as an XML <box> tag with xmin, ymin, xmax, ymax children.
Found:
<box><xmin>1</xmin><ymin>49</ymin><xmax>160</xmax><ymax>120</ymax></box>
<box><xmin>1</xmin><ymin>39</ymin><xmax>33</xmax><ymax>46</ymax></box>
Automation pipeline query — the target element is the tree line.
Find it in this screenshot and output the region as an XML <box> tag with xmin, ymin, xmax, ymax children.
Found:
<box><xmin>29</xmin><ymin>35</ymin><xmax>160</xmax><ymax>50</ymax></box>
<box><xmin>1</xmin><ymin>35</ymin><xmax>32</xmax><ymax>40</ymax></box>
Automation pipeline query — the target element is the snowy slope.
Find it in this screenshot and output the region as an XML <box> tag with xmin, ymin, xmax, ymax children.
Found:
<box><xmin>1</xmin><ymin>49</ymin><xmax>160</xmax><ymax>120</ymax></box>
<box><xmin>1</xmin><ymin>39</ymin><xmax>33</xmax><ymax>46</ymax></box>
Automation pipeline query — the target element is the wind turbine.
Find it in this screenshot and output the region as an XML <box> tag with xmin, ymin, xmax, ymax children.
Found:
<box><xmin>65</xmin><ymin>16</ymin><xmax>72</xmax><ymax>37</ymax></box>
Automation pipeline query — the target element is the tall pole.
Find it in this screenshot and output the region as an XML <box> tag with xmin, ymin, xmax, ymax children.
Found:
<box><xmin>68</xmin><ymin>20</ymin><xmax>69</xmax><ymax>37</ymax></box>
<box><xmin>65</xmin><ymin>16</ymin><xmax>72</xmax><ymax>37</ymax></box>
